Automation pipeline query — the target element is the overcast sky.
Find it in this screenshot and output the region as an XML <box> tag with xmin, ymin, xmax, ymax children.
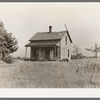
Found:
<box><xmin>0</xmin><ymin>3</ymin><xmax>100</xmax><ymax>57</ymax></box>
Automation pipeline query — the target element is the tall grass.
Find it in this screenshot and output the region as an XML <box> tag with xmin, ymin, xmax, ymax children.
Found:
<box><xmin>0</xmin><ymin>58</ymin><xmax>100</xmax><ymax>88</ymax></box>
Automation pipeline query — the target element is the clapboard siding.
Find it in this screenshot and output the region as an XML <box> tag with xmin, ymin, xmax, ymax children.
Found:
<box><xmin>60</xmin><ymin>33</ymin><xmax>71</xmax><ymax>61</ymax></box>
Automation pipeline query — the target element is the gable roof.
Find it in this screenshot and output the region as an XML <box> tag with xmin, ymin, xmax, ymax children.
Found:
<box><xmin>29</xmin><ymin>31</ymin><xmax>73</xmax><ymax>43</ymax></box>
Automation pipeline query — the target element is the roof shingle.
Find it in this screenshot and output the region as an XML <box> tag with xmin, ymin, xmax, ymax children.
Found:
<box><xmin>29</xmin><ymin>31</ymin><xmax>73</xmax><ymax>43</ymax></box>
<box><xmin>29</xmin><ymin>31</ymin><xmax>65</xmax><ymax>41</ymax></box>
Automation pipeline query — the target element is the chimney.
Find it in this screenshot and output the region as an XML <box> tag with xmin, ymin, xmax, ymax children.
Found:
<box><xmin>49</xmin><ymin>26</ymin><xmax>52</xmax><ymax>33</ymax></box>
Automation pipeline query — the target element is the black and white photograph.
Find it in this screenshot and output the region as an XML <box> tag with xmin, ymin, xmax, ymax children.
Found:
<box><xmin>0</xmin><ymin>3</ymin><xmax>100</xmax><ymax>88</ymax></box>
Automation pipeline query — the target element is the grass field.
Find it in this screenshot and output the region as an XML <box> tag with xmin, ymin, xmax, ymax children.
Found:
<box><xmin>0</xmin><ymin>58</ymin><xmax>100</xmax><ymax>88</ymax></box>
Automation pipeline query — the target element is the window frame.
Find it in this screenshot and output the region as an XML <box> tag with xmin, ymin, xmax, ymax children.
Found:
<box><xmin>65</xmin><ymin>36</ymin><xmax>67</xmax><ymax>45</ymax></box>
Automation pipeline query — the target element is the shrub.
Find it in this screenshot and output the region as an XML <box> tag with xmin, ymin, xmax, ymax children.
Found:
<box><xmin>16</xmin><ymin>56</ymin><xmax>21</xmax><ymax>59</ymax></box>
<box><xmin>16</xmin><ymin>56</ymin><xmax>26</xmax><ymax>61</ymax></box>
<box><xmin>59</xmin><ymin>58</ymin><xmax>70</xmax><ymax>62</ymax></box>
<box><xmin>71</xmin><ymin>53</ymin><xmax>85</xmax><ymax>59</ymax></box>
<box><xmin>3</xmin><ymin>55</ymin><xmax>14</xmax><ymax>64</ymax></box>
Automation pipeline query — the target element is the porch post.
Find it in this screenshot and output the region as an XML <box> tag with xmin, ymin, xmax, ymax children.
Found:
<box><xmin>39</xmin><ymin>47</ymin><xmax>41</xmax><ymax>60</ymax></box>
<box><xmin>55</xmin><ymin>46</ymin><xmax>56</xmax><ymax>57</ymax></box>
<box><xmin>58</xmin><ymin>47</ymin><xmax>60</xmax><ymax>59</ymax></box>
<box><xmin>25</xmin><ymin>47</ymin><xmax>27</xmax><ymax>59</ymax></box>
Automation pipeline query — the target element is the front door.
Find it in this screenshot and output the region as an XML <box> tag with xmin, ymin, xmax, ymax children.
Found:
<box><xmin>45</xmin><ymin>48</ymin><xmax>50</xmax><ymax>60</ymax></box>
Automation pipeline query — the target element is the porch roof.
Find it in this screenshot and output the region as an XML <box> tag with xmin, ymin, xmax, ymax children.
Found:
<box><xmin>25</xmin><ymin>40</ymin><xmax>60</xmax><ymax>47</ymax></box>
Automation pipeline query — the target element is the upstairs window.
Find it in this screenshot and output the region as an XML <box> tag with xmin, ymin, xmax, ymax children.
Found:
<box><xmin>65</xmin><ymin>36</ymin><xmax>67</xmax><ymax>45</ymax></box>
<box><xmin>68</xmin><ymin>49</ymin><xmax>69</xmax><ymax>57</ymax></box>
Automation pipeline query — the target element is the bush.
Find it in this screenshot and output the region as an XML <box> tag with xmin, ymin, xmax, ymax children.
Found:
<box><xmin>71</xmin><ymin>53</ymin><xmax>85</xmax><ymax>60</ymax></box>
<box><xmin>16</xmin><ymin>56</ymin><xmax>21</xmax><ymax>59</ymax></box>
<box><xmin>3</xmin><ymin>55</ymin><xmax>14</xmax><ymax>64</ymax></box>
<box><xmin>59</xmin><ymin>58</ymin><xmax>70</xmax><ymax>62</ymax></box>
<box><xmin>15</xmin><ymin>56</ymin><xmax>27</xmax><ymax>61</ymax></box>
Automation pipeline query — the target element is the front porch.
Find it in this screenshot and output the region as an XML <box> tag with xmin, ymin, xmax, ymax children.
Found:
<box><xmin>25</xmin><ymin>46</ymin><xmax>60</xmax><ymax>61</ymax></box>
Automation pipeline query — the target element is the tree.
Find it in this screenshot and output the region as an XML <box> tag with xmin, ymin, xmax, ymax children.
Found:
<box><xmin>72</xmin><ymin>44</ymin><xmax>81</xmax><ymax>56</ymax></box>
<box><xmin>72</xmin><ymin>44</ymin><xmax>83</xmax><ymax>59</ymax></box>
<box><xmin>85</xmin><ymin>43</ymin><xmax>100</xmax><ymax>58</ymax></box>
<box><xmin>0</xmin><ymin>20</ymin><xmax>18</xmax><ymax>59</ymax></box>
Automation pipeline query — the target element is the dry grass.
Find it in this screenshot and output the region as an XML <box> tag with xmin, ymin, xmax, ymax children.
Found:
<box><xmin>0</xmin><ymin>58</ymin><xmax>100</xmax><ymax>88</ymax></box>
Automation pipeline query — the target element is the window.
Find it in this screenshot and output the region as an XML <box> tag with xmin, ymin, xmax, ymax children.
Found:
<box><xmin>65</xmin><ymin>36</ymin><xmax>67</xmax><ymax>44</ymax></box>
<box><xmin>56</xmin><ymin>47</ymin><xmax>58</xmax><ymax>57</ymax></box>
<box><xmin>33</xmin><ymin>48</ymin><xmax>36</xmax><ymax>57</ymax></box>
<box><xmin>54</xmin><ymin>47</ymin><xmax>58</xmax><ymax>57</ymax></box>
<box><xmin>68</xmin><ymin>49</ymin><xmax>69</xmax><ymax>57</ymax></box>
